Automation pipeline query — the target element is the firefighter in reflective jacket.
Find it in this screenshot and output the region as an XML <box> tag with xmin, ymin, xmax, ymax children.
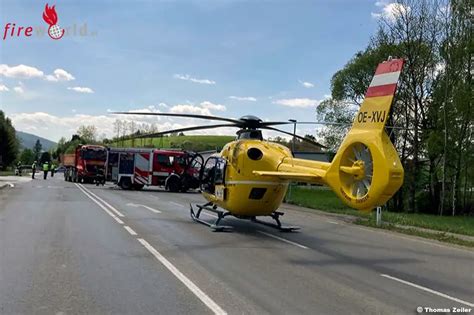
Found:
<box><xmin>43</xmin><ymin>161</ymin><xmax>49</xmax><ymax>180</ymax></box>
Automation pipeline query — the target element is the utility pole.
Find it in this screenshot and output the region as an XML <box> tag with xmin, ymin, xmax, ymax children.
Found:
<box><xmin>289</xmin><ymin>119</ymin><xmax>297</xmax><ymax>153</ymax></box>
<box><xmin>287</xmin><ymin>119</ymin><xmax>297</xmax><ymax>202</ymax></box>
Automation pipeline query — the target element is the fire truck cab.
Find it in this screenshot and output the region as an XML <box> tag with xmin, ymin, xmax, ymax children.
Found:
<box><xmin>106</xmin><ymin>148</ymin><xmax>202</xmax><ymax>192</ymax></box>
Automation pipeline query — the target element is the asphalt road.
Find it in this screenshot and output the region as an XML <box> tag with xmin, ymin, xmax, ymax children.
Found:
<box><xmin>0</xmin><ymin>175</ymin><xmax>473</xmax><ymax>315</ymax></box>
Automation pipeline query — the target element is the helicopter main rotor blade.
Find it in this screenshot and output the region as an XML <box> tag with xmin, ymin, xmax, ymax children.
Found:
<box><xmin>259</xmin><ymin>121</ymin><xmax>295</xmax><ymax>127</ymax></box>
<box><xmin>262</xmin><ymin>126</ymin><xmax>328</xmax><ymax>149</ymax></box>
<box><xmin>127</xmin><ymin>123</ymin><xmax>238</xmax><ymax>139</ymax></box>
<box><xmin>297</xmin><ymin>121</ymin><xmax>351</xmax><ymax>126</ymax></box>
<box><xmin>113</xmin><ymin>112</ymin><xmax>242</xmax><ymax>124</ymax></box>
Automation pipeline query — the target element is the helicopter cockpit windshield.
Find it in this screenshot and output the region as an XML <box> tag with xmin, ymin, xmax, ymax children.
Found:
<box><xmin>236</xmin><ymin>129</ymin><xmax>263</xmax><ymax>141</ymax></box>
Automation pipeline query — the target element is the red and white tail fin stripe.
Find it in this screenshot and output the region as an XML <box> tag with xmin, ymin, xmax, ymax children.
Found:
<box><xmin>365</xmin><ymin>58</ymin><xmax>404</xmax><ymax>98</ymax></box>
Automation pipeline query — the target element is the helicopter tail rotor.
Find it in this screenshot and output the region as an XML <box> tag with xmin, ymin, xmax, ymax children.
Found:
<box><xmin>324</xmin><ymin>58</ymin><xmax>405</xmax><ymax>211</ymax></box>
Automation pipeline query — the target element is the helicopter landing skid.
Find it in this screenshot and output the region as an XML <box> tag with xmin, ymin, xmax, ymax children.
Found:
<box><xmin>251</xmin><ymin>211</ymin><xmax>300</xmax><ymax>232</ymax></box>
<box><xmin>190</xmin><ymin>202</ymin><xmax>233</xmax><ymax>232</ymax></box>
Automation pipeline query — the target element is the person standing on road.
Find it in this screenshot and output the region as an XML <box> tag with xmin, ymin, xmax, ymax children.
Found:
<box><xmin>31</xmin><ymin>161</ymin><xmax>37</xmax><ymax>179</ymax></box>
<box><xmin>43</xmin><ymin>161</ymin><xmax>49</xmax><ymax>180</ymax></box>
<box><xmin>50</xmin><ymin>162</ymin><xmax>55</xmax><ymax>177</ymax></box>
<box><xmin>16</xmin><ymin>161</ymin><xmax>22</xmax><ymax>176</ymax></box>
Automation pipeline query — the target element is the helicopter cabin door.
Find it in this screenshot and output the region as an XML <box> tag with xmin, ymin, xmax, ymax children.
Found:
<box><xmin>201</xmin><ymin>157</ymin><xmax>226</xmax><ymax>200</ymax></box>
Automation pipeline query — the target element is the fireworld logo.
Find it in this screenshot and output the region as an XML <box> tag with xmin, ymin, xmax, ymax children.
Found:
<box><xmin>3</xmin><ymin>3</ymin><xmax>65</xmax><ymax>40</ymax></box>
<box><xmin>42</xmin><ymin>4</ymin><xmax>65</xmax><ymax>40</ymax></box>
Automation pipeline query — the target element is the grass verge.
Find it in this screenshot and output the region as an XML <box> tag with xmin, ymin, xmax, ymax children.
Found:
<box><xmin>286</xmin><ymin>185</ymin><xmax>474</xmax><ymax>242</ymax></box>
<box><xmin>0</xmin><ymin>170</ymin><xmax>15</xmax><ymax>176</ymax></box>
<box><xmin>356</xmin><ymin>218</ymin><xmax>474</xmax><ymax>248</ymax></box>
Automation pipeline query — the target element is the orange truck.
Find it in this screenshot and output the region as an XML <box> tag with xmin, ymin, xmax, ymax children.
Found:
<box><xmin>62</xmin><ymin>144</ymin><xmax>107</xmax><ymax>183</ymax></box>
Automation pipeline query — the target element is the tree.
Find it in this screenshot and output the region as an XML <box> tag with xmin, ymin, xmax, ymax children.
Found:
<box><xmin>33</xmin><ymin>139</ymin><xmax>42</xmax><ymax>161</ymax></box>
<box><xmin>431</xmin><ymin>0</ymin><xmax>473</xmax><ymax>215</ymax></box>
<box><xmin>320</xmin><ymin>0</ymin><xmax>473</xmax><ymax>215</ymax></box>
<box><xmin>19</xmin><ymin>149</ymin><xmax>35</xmax><ymax>166</ymax></box>
<box><xmin>316</xmin><ymin>98</ymin><xmax>354</xmax><ymax>151</ymax></box>
<box><xmin>39</xmin><ymin>152</ymin><xmax>51</xmax><ymax>164</ymax></box>
<box><xmin>0</xmin><ymin>110</ymin><xmax>19</xmax><ymax>170</ymax></box>
<box><xmin>77</xmin><ymin>125</ymin><xmax>98</xmax><ymax>143</ymax></box>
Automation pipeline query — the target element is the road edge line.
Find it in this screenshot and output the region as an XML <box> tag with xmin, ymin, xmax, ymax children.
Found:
<box><xmin>380</xmin><ymin>274</ymin><xmax>474</xmax><ymax>307</ymax></box>
<box><xmin>137</xmin><ymin>238</ymin><xmax>227</xmax><ymax>315</ymax></box>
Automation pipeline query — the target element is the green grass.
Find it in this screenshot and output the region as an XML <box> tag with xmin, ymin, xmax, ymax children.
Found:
<box><xmin>286</xmin><ymin>185</ymin><xmax>474</xmax><ymax>237</ymax></box>
<box><xmin>0</xmin><ymin>170</ymin><xmax>15</xmax><ymax>176</ymax></box>
<box><xmin>356</xmin><ymin>219</ymin><xmax>474</xmax><ymax>248</ymax></box>
<box><xmin>378</xmin><ymin>211</ymin><xmax>474</xmax><ymax>237</ymax></box>
<box><xmin>110</xmin><ymin>135</ymin><xmax>235</xmax><ymax>151</ymax></box>
<box><xmin>285</xmin><ymin>185</ymin><xmax>369</xmax><ymax>217</ymax></box>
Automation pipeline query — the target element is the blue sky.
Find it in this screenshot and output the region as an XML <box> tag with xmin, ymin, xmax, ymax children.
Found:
<box><xmin>0</xmin><ymin>0</ymin><xmax>390</xmax><ymax>142</ymax></box>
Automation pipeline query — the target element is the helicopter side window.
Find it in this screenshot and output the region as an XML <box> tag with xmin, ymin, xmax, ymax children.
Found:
<box><xmin>202</xmin><ymin>158</ymin><xmax>217</xmax><ymax>193</ymax></box>
<box><xmin>201</xmin><ymin>157</ymin><xmax>226</xmax><ymax>194</ymax></box>
<box><xmin>214</xmin><ymin>159</ymin><xmax>226</xmax><ymax>185</ymax></box>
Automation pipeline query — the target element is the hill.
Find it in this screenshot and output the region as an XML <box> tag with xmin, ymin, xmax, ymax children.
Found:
<box><xmin>110</xmin><ymin>135</ymin><xmax>235</xmax><ymax>151</ymax></box>
<box><xmin>16</xmin><ymin>131</ymin><xmax>57</xmax><ymax>151</ymax></box>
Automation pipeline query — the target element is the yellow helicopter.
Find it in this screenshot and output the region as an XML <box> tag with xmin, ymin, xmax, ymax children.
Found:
<box><xmin>116</xmin><ymin>57</ymin><xmax>405</xmax><ymax>231</ymax></box>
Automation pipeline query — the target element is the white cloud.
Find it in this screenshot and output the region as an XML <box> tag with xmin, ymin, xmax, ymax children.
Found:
<box><xmin>229</xmin><ymin>96</ymin><xmax>257</xmax><ymax>102</ymax></box>
<box><xmin>200</xmin><ymin>101</ymin><xmax>226</xmax><ymax>111</ymax></box>
<box><xmin>169</xmin><ymin>104</ymin><xmax>213</xmax><ymax>116</ymax></box>
<box><xmin>13</xmin><ymin>86</ymin><xmax>24</xmax><ymax>94</ymax></box>
<box><xmin>45</xmin><ymin>69</ymin><xmax>75</xmax><ymax>82</ymax></box>
<box><xmin>273</xmin><ymin>98</ymin><xmax>321</xmax><ymax>108</ymax></box>
<box><xmin>9</xmin><ymin>108</ymin><xmax>237</xmax><ymax>141</ymax></box>
<box><xmin>67</xmin><ymin>86</ymin><xmax>94</xmax><ymax>94</ymax></box>
<box><xmin>0</xmin><ymin>84</ymin><xmax>9</xmax><ymax>92</ymax></box>
<box><xmin>371</xmin><ymin>1</ymin><xmax>410</xmax><ymax>21</ymax></box>
<box><xmin>0</xmin><ymin>64</ymin><xmax>44</xmax><ymax>79</ymax></box>
<box><xmin>298</xmin><ymin>80</ymin><xmax>314</xmax><ymax>88</ymax></box>
<box><xmin>173</xmin><ymin>74</ymin><xmax>216</xmax><ymax>85</ymax></box>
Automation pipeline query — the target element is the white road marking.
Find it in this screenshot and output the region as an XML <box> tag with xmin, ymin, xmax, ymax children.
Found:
<box><xmin>141</xmin><ymin>205</ymin><xmax>161</xmax><ymax>214</ymax></box>
<box><xmin>257</xmin><ymin>231</ymin><xmax>308</xmax><ymax>249</ymax></box>
<box><xmin>380</xmin><ymin>274</ymin><xmax>474</xmax><ymax>307</ymax></box>
<box><xmin>127</xmin><ymin>203</ymin><xmax>161</xmax><ymax>214</ymax></box>
<box><xmin>327</xmin><ymin>220</ymin><xmax>339</xmax><ymax>225</ymax></box>
<box><xmin>113</xmin><ymin>216</ymin><xmax>124</xmax><ymax>225</ymax></box>
<box><xmin>137</xmin><ymin>238</ymin><xmax>227</xmax><ymax>315</ymax></box>
<box><xmin>169</xmin><ymin>201</ymin><xmax>185</xmax><ymax>208</ymax></box>
<box><xmin>76</xmin><ymin>184</ymin><xmax>124</xmax><ymax>224</ymax></box>
<box><xmin>124</xmin><ymin>226</ymin><xmax>137</xmax><ymax>236</ymax></box>
<box><xmin>79</xmin><ymin>184</ymin><xmax>125</xmax><ymax>217</ymax></box>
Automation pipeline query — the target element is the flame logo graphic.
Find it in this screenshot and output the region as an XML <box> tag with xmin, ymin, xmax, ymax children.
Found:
<box><xmin>42</xmin><ymin>4</ymin><xmax>64</xmax><ymax>40</ymax></box>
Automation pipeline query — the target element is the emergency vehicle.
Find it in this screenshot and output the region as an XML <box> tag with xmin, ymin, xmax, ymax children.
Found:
<box><xmin>63</xmin><ymin>145</ymin><xmax>107</xmax><ymax>183</ymax></box>
<box><xmin>105</xmin><ymin>147</ymin><xmax>202</xmax><ymax>191</ymax></box>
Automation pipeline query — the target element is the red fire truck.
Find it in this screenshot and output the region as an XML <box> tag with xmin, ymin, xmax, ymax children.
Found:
<box><xmin>63</xmin><ymin>144</ymin><xmax>107</xmax><ymax>183</ymax></box>
<box><xmin>105</xmin><ymin>148</ymin><xmax>202</xmax><ymax>191</ymax></box>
